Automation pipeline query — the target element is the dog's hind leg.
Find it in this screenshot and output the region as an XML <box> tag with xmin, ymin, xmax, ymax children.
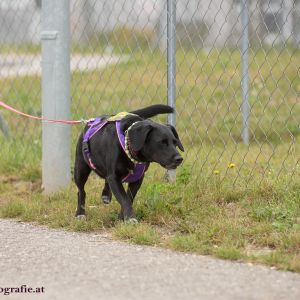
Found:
<box><xmin>101</xmin><ymin>180</ymin><xmax>112</xmax><ymax>204</ymax></box>
<box><xmin>74</xmin><ymin>161</ymin><xmax>91</xmax><ymax>217</ymax></box>
<box><xmin>74</xmin><ymin>141</ymin><xmax>91</xmax><ymax>217</ymax></box>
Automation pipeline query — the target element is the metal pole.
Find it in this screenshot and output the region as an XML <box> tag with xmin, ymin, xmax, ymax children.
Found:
<box><xmin>41</xmin><ymin>0</ymin><xmax>71</xmax><ymax>193</ymax></box>
<box><xmin>166</xmin><ymin>0</ymin><xmax>177</xmax><ymax>181</ymax></box>
<box><xmin>241</xmin><ymin>0</ymin><xmax>249</xmax><ymax>145</ymax></box>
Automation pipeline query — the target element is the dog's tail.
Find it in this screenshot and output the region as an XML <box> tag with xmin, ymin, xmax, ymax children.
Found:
<box><xmin>131</xmin><ymin>104</ymin><xmax>174</xmax><ymax>119</ymax></box>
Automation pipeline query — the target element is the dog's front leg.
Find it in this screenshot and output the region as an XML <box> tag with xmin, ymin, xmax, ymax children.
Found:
<box><xmin>106</xmin><ymin>174</ymin><xmax>135</xmax><ymax>221</ymax></box>
<box><xmin>127</xmin><ymin>176</ymin><xmax>144</xmax><ymax>204</ymax></box>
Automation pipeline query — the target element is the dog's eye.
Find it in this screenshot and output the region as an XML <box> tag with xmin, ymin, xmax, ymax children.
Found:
<box><xmin>161</xmin><ymin>139</ymin><xmax>168</xmax><ymax>146</ymax></box>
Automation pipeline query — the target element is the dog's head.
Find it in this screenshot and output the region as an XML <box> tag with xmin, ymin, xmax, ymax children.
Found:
<box><xmin>128</xmin><ymin>120</ymin><xmax>184</xmax><ymax>169</ymax></box>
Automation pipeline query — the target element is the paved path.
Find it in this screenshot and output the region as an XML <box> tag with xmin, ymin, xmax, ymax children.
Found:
<box><xmin>0</xmin><ymin>219</ymin><xmax>299</xmax><ymax>300</ymax></box>
<box><xmin>0</xmin><ymin>54</ymin><xmax>129</xmax><ymax>78</ymax></box>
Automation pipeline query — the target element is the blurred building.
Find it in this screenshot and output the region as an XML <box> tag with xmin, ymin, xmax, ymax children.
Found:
<box><xmin>0</xmin><ymin>0</ymin><xmax>299</xmax><ymax>47</ymax></box>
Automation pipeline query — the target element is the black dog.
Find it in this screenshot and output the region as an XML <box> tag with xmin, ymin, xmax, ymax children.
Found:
<box><xmin>74</xmin><ymin>104</ymin><xmax>184</xmax><ymax>222</ymax></box>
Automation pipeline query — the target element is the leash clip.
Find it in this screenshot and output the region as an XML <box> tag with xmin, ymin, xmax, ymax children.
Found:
<box><xmin>82</xmin><ymin>118</ymin><xmax>95</xmax><ymax>124</ymax></box>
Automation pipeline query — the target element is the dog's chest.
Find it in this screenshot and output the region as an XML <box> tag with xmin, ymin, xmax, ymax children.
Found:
<box><xmin>83</xmin><ymin>115</ymin><xmax>149</xmax><ymax>183</ymax></box>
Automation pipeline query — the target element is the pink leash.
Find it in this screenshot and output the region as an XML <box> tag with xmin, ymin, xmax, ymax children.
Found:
<box><xmin>0</xmin><ymin>100</ymin><xmax>85</xmax><ymax>124</ymax></box>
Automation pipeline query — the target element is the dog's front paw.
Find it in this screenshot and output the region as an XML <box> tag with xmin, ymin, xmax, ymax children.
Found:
<box><xmin>102</xmin><ymin>195</ymin><xmax>111</xmax><ymax>205</ymax></box>
<box><xmin>125</xmin><ymin>218</ymin><xmax>138</xmax><ymax>224</ymax></box>
<box><xmin>76</xmin><ymin>214</ymin><xmax>86</xmax><ymax>220</ymax></box>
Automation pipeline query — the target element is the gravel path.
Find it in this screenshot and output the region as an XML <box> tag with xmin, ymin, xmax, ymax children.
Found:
<box><xmin>0</xmin><ymin>219</ymin><xmax>299</xmax><ymax>300</ymax></box>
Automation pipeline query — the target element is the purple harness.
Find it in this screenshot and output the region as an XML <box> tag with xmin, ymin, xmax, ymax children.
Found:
<box><xmin>83</xmin><ymin>116</ymin><xmax>148</xmax><ymax>183</ymax></box>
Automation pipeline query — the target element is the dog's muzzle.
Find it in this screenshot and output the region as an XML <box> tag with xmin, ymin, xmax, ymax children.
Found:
<box><xmin>162</xmin><ymin>155</ymin><xmax>183</xmax><ymax>170</ymax></box>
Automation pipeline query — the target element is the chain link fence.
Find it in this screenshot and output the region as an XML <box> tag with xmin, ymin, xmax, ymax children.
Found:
<box><xmin>0</xmin><ymin>0</ymin><xmax>299</xmax><ymax>191</ymax></box>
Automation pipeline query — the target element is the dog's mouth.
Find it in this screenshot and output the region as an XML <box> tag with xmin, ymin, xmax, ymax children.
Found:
<box><xmin>158</xmin><ymin>155</ymin><xmax>183</xmax><ymax>170</ymax></box>
<box><xmin>160</xmin><ymin>163</ymin><xmax>181</xmax><ymax>170</ymax></box>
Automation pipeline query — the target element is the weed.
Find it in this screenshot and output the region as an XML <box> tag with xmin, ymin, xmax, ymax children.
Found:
<box><xmin>168</xmin><ymin>234</ymin><xmax>200</xmax><ymax>253</ymax></box>
<box><xmin>1</xmin><ymin>200</ymin><xmax>25</xmax><ymax>218</ymax></box>
<box><xmin>113</xmin><ymin>223</ymin><xmax>161</xmax><ymax>246</ymax></box>
<box><xmin>215</xmin><ymin>247</ymin><xmax>243</xmax><ymax>261</ymax></box>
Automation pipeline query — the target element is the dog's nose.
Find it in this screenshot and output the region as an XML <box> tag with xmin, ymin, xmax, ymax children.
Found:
<box><xmin>174</xmin><ymin>155</ymin><xmax>183</xmax><ymax>164</ymax></box>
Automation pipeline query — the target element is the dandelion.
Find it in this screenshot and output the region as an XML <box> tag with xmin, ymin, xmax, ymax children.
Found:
<box><xmin>228</xmin><ymin>163</ymin><xmax>236</xmax><ymax>169</ymax></box>
<box><xmin>213</xmin><ymin>170</ymin><xmax>220</xmax><ymax>175</ymax></box>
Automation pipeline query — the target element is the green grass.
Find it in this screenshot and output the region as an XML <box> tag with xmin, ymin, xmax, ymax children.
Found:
<box><xmin>0</xmin><ymin>165</ymin><xmax>299</xmax><ymax>272</ymax></box>
<box><xmin>0</xmin><ymin>43</ymin><xmax>41</xmax><ymax>54</ymax></box>
<box><xmin>113</xmin><ymin>222</ymin><xmax>161</xmax><ymax>246</ymax></box>
<box><xmin>0</xmin><ymin>44</ymin><xmax>299</xmax><ymax>272</ymax></box>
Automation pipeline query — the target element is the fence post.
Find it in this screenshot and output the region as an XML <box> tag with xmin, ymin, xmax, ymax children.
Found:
<box><xmin>166</xmin><ymin>0</ymin><xmax>177</xmax><ymax>182</ymax></box>
<box><xmin>41</xmin><ymin>0</ymin><xmax>71</xmax><ymax>193</ymax></box>
<box><xmin>241</xmin><ymin>0</ymin><xmax>250</xmax><ymax>145</ymax></box>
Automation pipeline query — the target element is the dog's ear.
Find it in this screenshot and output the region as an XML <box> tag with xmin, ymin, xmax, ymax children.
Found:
<box><xmin>166</xmin><ymin>124</ymin><xmax>184</xmax><ymax>152</ymax></box>
<box><xmin>128</xmin><ymin>122</ymin><xmax>153</xmax><ymax>152</ymax></box>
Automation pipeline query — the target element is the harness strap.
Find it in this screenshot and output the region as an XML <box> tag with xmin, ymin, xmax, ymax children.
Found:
<box><xmin>83</xmin><ymin>116</ymin><xmax>108</xmax><ymax>170</ymax></box>
<box><xmin>82</xmin><ymin>116</ymin><xmax>148</xmax><ymax>183</ymax></box>
<box><xmin>116</xmin><ymin>121</ymin><xmax>148</xmax><ymax>183</ymax></box>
